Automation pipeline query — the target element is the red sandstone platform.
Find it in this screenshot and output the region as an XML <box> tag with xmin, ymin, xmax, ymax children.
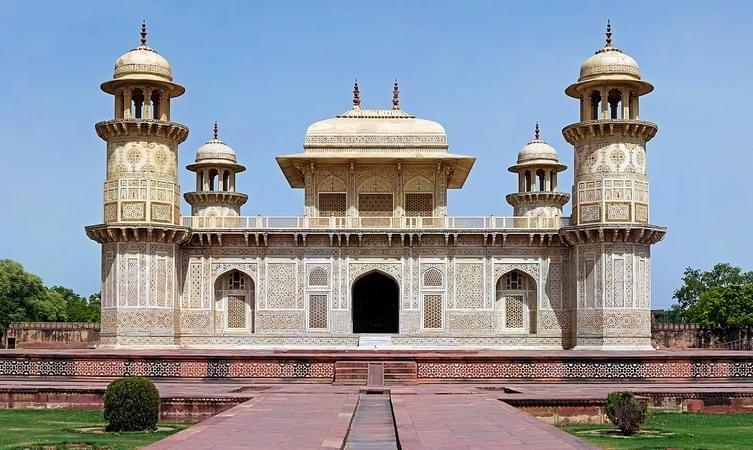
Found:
<box><xmin>1</xmin><ymin>348</ymin><xmax>752</xmax><ymax>383</ymax></box>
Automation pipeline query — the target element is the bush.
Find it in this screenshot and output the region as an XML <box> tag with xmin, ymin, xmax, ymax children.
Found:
<box><xmin>605</xmin><ymin>391</ymin><xmax>647</xmax><ymax>436</ymax></box>
<box><xmin>103</xmin><ymin>377</ymin><xmax>160</xmax><ymax>431</ymax></box>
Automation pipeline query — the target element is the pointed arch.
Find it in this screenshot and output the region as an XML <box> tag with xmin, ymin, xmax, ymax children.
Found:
<box><xmin>352</xmin><ymin>269</ymin><xmax>400</xmax><ymax>333</ymax></box>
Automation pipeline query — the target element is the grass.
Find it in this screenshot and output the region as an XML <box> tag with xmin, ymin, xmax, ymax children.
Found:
<box><xmin>561</xmin><ymin>412</ymin><xmax>753</xmax><ymax>449</ymax></box>
<box><xmin>0</xmin><ymin>409</ymin><xmax>189</xmax><ymax>450</ymax></box>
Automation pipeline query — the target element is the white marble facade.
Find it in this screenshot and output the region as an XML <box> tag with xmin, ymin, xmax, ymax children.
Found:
<box><xmin>87</xmin><ymin>24</ymin><xmax>665</xmax><ymax>349</ymax></box>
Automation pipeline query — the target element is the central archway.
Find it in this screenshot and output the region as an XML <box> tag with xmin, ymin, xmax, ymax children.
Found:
<box><xmin>352</xmin><ymin>271</ymin><xmax>399</xmax><ymax>333</ymax></box>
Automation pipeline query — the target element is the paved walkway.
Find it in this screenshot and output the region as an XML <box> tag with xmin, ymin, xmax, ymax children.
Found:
<box><xmin>392</xmin><ymin>392</ymin><xmax>595</xmax><ymax>449</ymax></box>
<box><xmin>147</xmin><ymin>391</ymin><xmax>358</xmax><ymax>450</ymax></box>
<box><xmin>145</xmin><ymin>385</ymin><xmax>596</xmax><ymax>450</ymax></box>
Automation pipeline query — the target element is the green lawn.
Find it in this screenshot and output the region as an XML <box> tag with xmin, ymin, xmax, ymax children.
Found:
<box><xmin>561</xmin><ymin>412</ymin><xmax>753</xmax><ymax>449</ymax></box>
<box><xmin>0</xmin><ymin>409</ymin><xmax>189</xmax><ymax>450</ymax></box>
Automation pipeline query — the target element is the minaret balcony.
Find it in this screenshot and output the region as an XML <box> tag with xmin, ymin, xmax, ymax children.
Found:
<box><xmin>184</xmin><ymin>191</ymin><xmax>248</xmax><ymax>207</ymax></box>
<box><xmin>506</xmin><ymin>192</ymin><xmax>570</xmax><ymax>208</ymax></box>
<box><xmin>95</xmin><ymin>118</ymin><xmax>189</xmax><ymax>143</ymax></box>
<box><xmin>181</xmin><ymin>215</ymin><xmax>570</xmax><ymax>231</ymax></box>
<box><xmin>562</xmin><ymin>119</ymin><xmax>657</xmax><ymax>145</ymax></box>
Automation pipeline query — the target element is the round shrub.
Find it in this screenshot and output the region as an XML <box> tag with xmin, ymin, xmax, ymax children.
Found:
<box><xmin>103</xmin><ymin>377</ymin><xmax>160</xmax><ymax>431</ymax></box>
<box><xmin>605</xmin><ymin>391</ymin><xmax>647</xmax><ymax>436</ymax></box>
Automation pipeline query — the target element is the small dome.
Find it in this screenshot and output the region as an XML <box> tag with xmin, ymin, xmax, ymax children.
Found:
<box><xmin>517</xmin><ymin>139</ymin><xmax>559</xmax><ymax>165</ymax></box>
<box><xmin>508</xmin><ymin>124</ymin><xmax>566</xmax><ymax>173</ymax></box>
<box><xmin>113</xmin><ymin>45</ymin><xmax>172</xmax><ymax>82</ymax></box>
<box><xmin>578</xmin><ymin>46</ymin><xmax>640</xmax><ymax>83</ymax></box>
<box><xmin>196</xmin><ymin>138</ymin><xmax>237</xmax><ymax>163</ymax></box>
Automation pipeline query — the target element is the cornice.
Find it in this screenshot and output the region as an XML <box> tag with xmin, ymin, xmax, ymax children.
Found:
<box><xmin>95</xmin><ymin>119</ymin><xmax>189</xmax><ymax>144</ymax></box>
<box><xmin>561</xmin><ymin>119</ymin><xmax>657</xmax><ymax>145</ymax></box>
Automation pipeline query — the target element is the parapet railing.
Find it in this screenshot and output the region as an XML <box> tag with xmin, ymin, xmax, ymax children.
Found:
<box><xmin>181</xmin><ymin>215</ymin><xmax>569</xmax><ymax>230</ymax></box>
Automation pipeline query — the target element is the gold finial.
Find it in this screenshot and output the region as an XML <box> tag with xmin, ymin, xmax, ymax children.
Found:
<box><xmin>534</xmin><ymin>122</ymin><xmax>540</xmax><ymax>140</ymax></box>
<box><xmin>140</xmin><ymin>20</ymin><xmax>148</xmax><ymax>46</ymax></box>
<box><xmin>353</xmin><ymin>80</ymin><xmax>361</xmax><ymax>107</ymax></box>
<box><xmin>392</xmin><ymin>79</ymin><xmax>400</xmax><ymax>110</ymax></box>
<box><xmin>213</xmin><ymin>121</ymin><xmax>219</xmax><ymax>140</ymax></box>
<box><xmin>605</xmin><ymin>19</ymin><xmax>612</xmax><ymax>47</ymax></box>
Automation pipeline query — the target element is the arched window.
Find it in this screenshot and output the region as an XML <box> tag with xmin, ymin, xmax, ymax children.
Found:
<box><xmin>495</xmin><ymin>270</ymin><xmax>537</xmax><ymax>334</ymax></box>
<box><xmin>208</xmin><ymin>169</ymin><xmax>218</xmax><ymax>192</ymax></box>
<box><xmin>422</xmin><ymin>268</ymin><xmax>443</xmax><ymax>288</ymax></box>
<box><xmin>524</xmin><ymin>171</ymin><xmax>532</xmax><ymax>192</ymax></box>
<box><xmin>131</xmin><ymin>88</ymin><xmax>144</xmax><ymax>119</ymax></box>
<box><xmin>222</xmin><ymin>171</ymin><xmax>230</xmax><ymax>192</ymax></box>
<box><xmin>150</xmin><ymin>90</ymin><xmax>161</xmax><ymax>120</ymax></box>
<box><xmin>214</xmin><ymin>270</ymin><xmax>255</xmax><ymax>332</ymax></box>
<box><xmin>308</xmin><ymin>267</ymin><xmax>328</xmax><ymax>287</ymax></box>
<box><xmin>536</xmin><ymin>169</ymin><xmax>546</xmax><ymax>192</ymax></box>
<box><xmin>590</xmin><ymin>91</ymin><xmax>601</xmax><ymax>120</ymax></box>
<box><xmin>608</xmin><ymin>89</ymin><xmax>622</xmax><ymax>119</ymax></box>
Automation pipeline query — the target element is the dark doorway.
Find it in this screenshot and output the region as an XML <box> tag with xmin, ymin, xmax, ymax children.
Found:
<box><xmin>352</xmin><ymin>271</ymin><xmax>399</xmax><ymax>333</ymax></box>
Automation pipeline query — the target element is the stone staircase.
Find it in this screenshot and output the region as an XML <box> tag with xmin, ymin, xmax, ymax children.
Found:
<box><xmin>334</xmin><ymin>361</ymin><xmax>417</xmax><ymax>385</ymax></box>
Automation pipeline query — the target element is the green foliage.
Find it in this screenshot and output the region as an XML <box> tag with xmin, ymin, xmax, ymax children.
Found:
<box><xmin>605</xmin><ymin>391</ymin><xmax>647</xmax><ymax>436</ymax></box>
<box><xmin>49</xmin><ymin>286</ymin><xmax>100</xmax><ymax>322</ymax></box>
<box><xmin>0</xmin><ymin>259</ymin><xmax>99</xmax><ymax>334</ymax></box>
<box><xmin>668</xmin><ymin>263</ymin><xmax>753</xmax><ymax>323</ymax></box>
<box><xmin>0</xmin><ymin>259</ymin><xmax>65</xmax><ymax>333</ymax></box>
<box><xmin>103</xmin><ymin>377</ymin><xmax>161</xmax><ymax>432</ymax></box>
<box><xmin>562</xmin><ymin>412</ymin><xmax>753</xmax><ymax>449</ymax></box>
<box><xmin>687</xmin><ymin>284</ymin><xmax>753</xmax><ymax>331</ymax></box>
<box><xmin>0</xmin><ymin>409</ymin><xmax>187</xmax><ymax>449</ymax></box>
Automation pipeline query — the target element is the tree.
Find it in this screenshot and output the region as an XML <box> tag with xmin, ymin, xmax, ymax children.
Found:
<box><xmin>669</xmin><ymin>263</ymin><xmax>753</xmax><ymax>322</ymax></box>
<box><xmin>49</xmin><ymin>286</ymin><xmax>100</xmax><ymax>322</ymax></box>
<box><xmin>687</xmin><ymin>285</ymin><xmax>753</xmax><ymax>334</ymax></box>
<box><xmin>0</xmin><ymin>259</ymin><xmax>67</xmax><ymax>333</ymax></box>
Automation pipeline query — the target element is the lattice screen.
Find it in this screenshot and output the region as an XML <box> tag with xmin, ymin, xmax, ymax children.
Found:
<box><xmin>423</xmin><ymin>294</ymin><xmax>443</xmax><ymax>329</ymax></box>
<box><xmin>308</xmin><ymin>294</ymin><xmax>328</xmax><ymax>329</ymax></box>
<box><xmin>227</xmin><ymin>295</ymin><xmax>246</xmax><ymax>329</ymax></box>
<box><xmin>319</xmin><ymin>193</ymin><xmax>347</xmax><ymax>216</ymax></box>
<box><xmin>358</xmin><ymin>194</ymin><xmax>393</xmax><ymax>216</ymax></box>
<box><xmin>423</xmin><ymin>269</ymin><xmax>443</xmax><ymax>288</ymax></box>
<box><xmin>308</xmin><ymin>267</ymin><xmax>328</xmax><ymax>287</ymax></box>
<box><xmin>405</xmin><ymin>193</ymin><xmax>433</xmax><ymax>217</ymax></box>
<box><xmin>505</xmin><ymin>294</ymin><xmax>525</xmax><ymax>329</ymax></box>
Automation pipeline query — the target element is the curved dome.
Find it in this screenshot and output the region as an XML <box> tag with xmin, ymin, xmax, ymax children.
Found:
<box><xmin>196</xmin><ymin>138</ymin><xmax>237</xmax><ymax>163</ymax></box>
<box><xmin>113</xmin><ymin>45</ymin><xmax>173</xmax><ymax>82</ymax></box>
<box><xmin>304</xmin><ymin>108</ymin><xmax>448</xmax><ymax>152</ymax></box>
<box><xmin>579</xmin><ymin>46</ymin><xmax>640</xmax><ymax>83</ymax></box>
<box><xmin>517</xmin><ymin>139</ymin><xmax>559</xmax><ymax>165</ymax></box>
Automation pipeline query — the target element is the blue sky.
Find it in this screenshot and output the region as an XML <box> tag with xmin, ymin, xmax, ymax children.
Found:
<box><xmin>1</xmin><ymin>1</ymin><xmax>750</xmax><ymax>307</ymax></box>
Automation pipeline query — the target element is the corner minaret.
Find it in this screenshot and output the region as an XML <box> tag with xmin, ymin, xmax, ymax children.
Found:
<box><xmin>560</xmin><ymin>22</ymin><xmax>666</xmax><ymax>350</ymax></box>
<box><xmin>184</xmin><ymin>123</ymin><xmax>248</xmax><ymax>218</ymax></box>
<box><xmin>85</xmin><ymin>22</ymin><xmax>190</xmax><ymax>346</ymax></box>
<box><xmin>505</xmin><ymin>123</ymin><xmax>569</xmax><ymax>224</ymax></box>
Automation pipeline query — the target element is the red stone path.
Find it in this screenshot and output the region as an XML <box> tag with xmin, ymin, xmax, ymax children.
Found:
<box><xmin>147</xmin><ymin>390</ymin><xmax>358</xmax><ymax>450</ymax></box>
<box><xmin>145</xmin><ymin>384</ymin><xmax>596</xmax><ymax>450</ymax></box>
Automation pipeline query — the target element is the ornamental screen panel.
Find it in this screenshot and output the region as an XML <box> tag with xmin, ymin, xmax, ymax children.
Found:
<box><xmin>227</xmin><ymin>295</ymin><xmax>247</xmax><ymax>329</ymax></box>
<box><xmin>423</xmin><ymin>294</ymin><xmax>443</xmax><ymax>329</ymax></box>
<box><xmin>319</xmin><ymin>193</ymin><xmax>347</xmax><ymax>217</ymax></box>
<box><xmin>358</xmin><ymin>194</ymin><xmax>393</xmax><ymax>216</ymax></box>
<box><xmin>308</xmin><ymin>268</ymin><xmax>328</xmax><ymax>287</ymax></box>
<box><xmin>308</xmin><ymin>294</ymin><xmax>328</xmax><ymax>329</ymax></box>
<box><xmin>422</xmin><ymin>269</ymin><xmax>443</xmax><ymax>288</ymax></box>
<box><xmin>405</xmin><ymin>193</ymin><xmax>433</xmax><ymax>217</ymax></box>
<box><xmin>505</xmin><ymin>294</ymin><xmax>525</xmax><ymax>330</ymax></box>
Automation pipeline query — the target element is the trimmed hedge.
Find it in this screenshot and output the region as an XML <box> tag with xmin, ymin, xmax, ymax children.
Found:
<box><xmin>103</xmin><ymin>377</ymin><xmax>160</xmax><ymax>431</ymax></box>
<box><xmin>605</xmin><ymin>390</ymin><xmax>647</xmax><ymax>436</ymax></box>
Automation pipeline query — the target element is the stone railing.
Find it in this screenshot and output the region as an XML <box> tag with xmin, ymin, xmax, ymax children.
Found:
<box><xmin>181</xmin><ymin>215</ymin><xmax>569</xmax><ymax>230</ymax></box>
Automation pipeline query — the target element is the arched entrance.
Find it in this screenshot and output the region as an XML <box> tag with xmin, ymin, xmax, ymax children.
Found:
<box><xmin>214</xmin><ymin>270</ymin><xmax>255</xmax><ymax>332</ymax></box>
<box><xmin>495</xmin><ymin>270</ymin><xmax>537</xmax><ymax>334</ymax></box>
<box><xmin>352</xmin><ymin>271</ymin><xmax>399</xmax><ymax>333</ymax></box>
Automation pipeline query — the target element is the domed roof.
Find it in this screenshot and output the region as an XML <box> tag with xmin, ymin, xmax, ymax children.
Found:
<box><xmin>101</xmin><ymin>22</ymin><xmax>184</xmax><ymax>96</ymax></box>
<box><xmin>113</xmin><ymin>46</ymin><xmax>172</xmax><ymax>82</ymax></box>
<box><xmin>565</xmin><ymin>22</ymin><xmax>652</xmax><ymax>97</ymax></box>
<box><xmin>303</xmin><ymin>81</ymin><xmax>448</xmax><ymax>152</ymax></box>
<box><xmin>195</xmin><ymin>124</ymin><xmax>237</xmax><ymax>163</ymax></box>
<box><xmin>579</xmin><ymin>46</ymin><xmax>640</xmax><ymax>83</ymax></box>
<box><xmin>508</xmin><ymin>124</ymin><xmax>566</xmax><ymax>172</ymax></box>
